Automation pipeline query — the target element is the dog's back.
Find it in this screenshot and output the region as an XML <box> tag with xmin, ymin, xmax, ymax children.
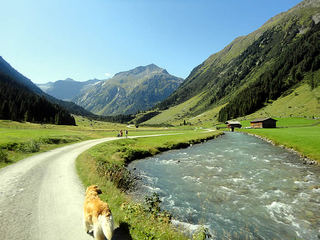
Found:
<box><xmin>84</xmin><ymin>185</ymin><xmax>114</xmax><ymax>240</ymax></box>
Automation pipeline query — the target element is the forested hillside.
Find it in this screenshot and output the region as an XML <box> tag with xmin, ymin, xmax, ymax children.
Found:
<box><xmin>218</xmin><ymin>19</ymin><xmax>320</xmax><ymax>121</ymax></box>
<box><xmin>0</xmin><ymin>56</ymin><xmax>93</xmax><ymax>118</ymax></box>
<box><xmin>150</xmin><ymin>0</ymin><xmax>320</xmax><ymax>123</ymax></box>
<box><xmin>0</xmin><ymin>73</ymin><xmax>75</xmax><ymax>125</ymax></box>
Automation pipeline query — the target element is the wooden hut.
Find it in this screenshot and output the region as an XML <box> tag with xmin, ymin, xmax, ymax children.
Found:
<box><xmin>225</xmin><ymin>121</ymin><xmax>242</xmax><ymax>131</ymax></box>
<box><xmin>250</xmin><ymin>118</ymin><xmax>277</xmax><ymax>128</ymax></box>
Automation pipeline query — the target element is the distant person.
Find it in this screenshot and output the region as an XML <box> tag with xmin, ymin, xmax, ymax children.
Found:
<box><xmin>120</xmin><ymin>130</ymin><xmax>123</xmax><ymax>137</ymax></box>
<box><xmin>125</xmin><ymin>130</ymin><xmax>128</xmax><ymax>138</ymax></box>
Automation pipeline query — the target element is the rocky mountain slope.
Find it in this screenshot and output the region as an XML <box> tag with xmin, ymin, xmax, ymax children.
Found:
<box><xmin>73</xmin><ymin>64</ymin><xmax>183</xmax><ymax>115</ymax></box>
<box><xmin>37</xmin><ymin>78</ymin><xmax>101</xmax><ymax>101</ymax></box>
<box><xmin>146</xmin><ymin>0</ymin><xmax>320</xmax><ymax>124</ymax></box>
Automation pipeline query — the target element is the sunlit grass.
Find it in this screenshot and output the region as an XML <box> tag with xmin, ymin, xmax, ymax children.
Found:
<box><xmin>239</xmin><ymin>117</ymin><xmax>319</xmax><ymax>128</ymax></box>
<box><xmin>0</xmin><ymin>118</ymin><xmax>187</xmax><ymax>168</ymax></box>
<box><xmin>240</xmin><ymin>124</ymin><xmax>320</xmax><ymax>162</ymax></box>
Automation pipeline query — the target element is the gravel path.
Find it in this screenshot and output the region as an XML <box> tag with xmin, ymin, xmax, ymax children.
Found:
<box><xmin>0</xmin><ymin>137</ymin><xmax>120</xmax><ymax>240</ymax></box>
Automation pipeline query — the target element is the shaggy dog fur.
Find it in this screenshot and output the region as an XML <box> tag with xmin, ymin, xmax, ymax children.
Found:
<box><xmin>84</xmin><ymin>185</ymin><xmax>114</xmax><ymax>240</ymax></box>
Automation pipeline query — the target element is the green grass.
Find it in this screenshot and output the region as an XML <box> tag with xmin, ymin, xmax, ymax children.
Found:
<box><xmin>143</xmin><ymin>80</ymin><xmax>319</xmax><ymax>128</ymax></box>
<box><xmin>0</xmin><ymin>118</ymin><xmax>119</xmax><ymax>168</ymax></box>
<box><xmin>240</xmin><ymin>83</ymin><xmax>320</xmax><ymax>120</ymax></box>
<box><xmin>0</xmin><ymin>117</ymin><xmax>214</xmax><ymax>168</ymax></box>
<box><xmin>239</xmin><ymin>119</ymin><xmax>320</xmax><ymax>162</ymax></box>
<box><xmin>0</xmin><ymin>118</ymin><xmax>183</xmax><ymax>168</ymax></box>
<box><xmin>144</xmin><ymin>93</ymin><xmax>206</xmax><ymax>126</ymax></box>
<box><xmin>239</xmin><ymin>117</ymin><xmax>320</xmax><ymax>128</ymax></box>
<box><xmin>76</xmin><ymin>130</ymin><xmax>222</xmax><ymax>240</ymax></box>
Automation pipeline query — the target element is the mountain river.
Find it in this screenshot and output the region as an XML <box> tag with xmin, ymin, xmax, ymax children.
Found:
<box><xmin>128</xmin><ymin>132</ymin><xmax>320</xmax><ymax>240</ymax></box>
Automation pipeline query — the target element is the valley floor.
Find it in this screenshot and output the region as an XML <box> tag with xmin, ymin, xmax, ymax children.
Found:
<box><xmin>0</xmin><ymin>117</ymin><xmax>186</xmax><ymax>168</ymax></box>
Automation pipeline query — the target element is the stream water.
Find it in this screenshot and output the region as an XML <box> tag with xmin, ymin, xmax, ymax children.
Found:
<box><xmin>129</xmin><ymin>132</ymin><xmax>320</xmax><ymax>240</ymax></box>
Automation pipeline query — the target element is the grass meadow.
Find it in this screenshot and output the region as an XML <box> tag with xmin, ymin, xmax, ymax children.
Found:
<box><xmin>239</xmin><ymin>117</ymin><xmax>320</xmax><ymax>162</ymax></box>
<box><xmin>0</xmin><ymin>117</ymin><xmax>184</xmax><ymax>168</ymax></box>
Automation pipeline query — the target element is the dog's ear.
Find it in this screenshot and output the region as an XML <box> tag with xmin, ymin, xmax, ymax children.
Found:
<box><xmin>93</xmin><ymin>185</ymin><xmax>102</xmax><ymax>194</ymax></box>
<box><xmin>96</xmin><ymin>188</ymin><xmax>102</xmax><ymax>194</ymax></box>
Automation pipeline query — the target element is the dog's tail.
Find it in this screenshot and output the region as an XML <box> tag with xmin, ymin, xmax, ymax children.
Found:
<box><xmin>98</xmin><ymin>214</ymin><xmax>114</xmax><ymax>240</ymax></box>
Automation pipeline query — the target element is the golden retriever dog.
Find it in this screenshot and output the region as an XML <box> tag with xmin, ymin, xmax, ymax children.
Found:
<box><xmin>84</xmin><ymin>185</ymin><xmax>114</xmax><ymax>240</ymax></box>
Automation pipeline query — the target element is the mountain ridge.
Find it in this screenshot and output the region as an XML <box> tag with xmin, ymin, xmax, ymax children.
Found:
<box><xmin>0</xmin><ymin>57</ymin><xmax>94</xmax><ymax>118</ymax></box>
<box><xmin>37</xmin><ymin>78</ymin><xmax>102</xmax><ymax>101</ymax></box>
<box><xmin>73</xmin><ymin>64</ymin><xmax>184</xmax><ymax>116</ymax></box>
<box><xmin>146</xmin><ymin>0</ymin><xmax>320</xmax><ymax>125</ymax></box>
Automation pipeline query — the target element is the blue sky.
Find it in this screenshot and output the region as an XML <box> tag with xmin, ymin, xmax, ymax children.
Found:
<box><xmin>0</xmin><ymin>0</ymin><xmax>302</xmax><ymax>83</ymax></box>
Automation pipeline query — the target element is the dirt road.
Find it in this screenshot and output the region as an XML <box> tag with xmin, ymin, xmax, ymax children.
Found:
<box><xmin>0</xmin><ymin>137</ymin><xmax>122</xmax><ymax>240</ymax></box>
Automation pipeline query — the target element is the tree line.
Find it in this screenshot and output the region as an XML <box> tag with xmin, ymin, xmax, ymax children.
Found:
<box><xmin>0</xmin><ymin>73</ymin><xmax>76</xmax><ymax>125</ymax></box>
<box><xmin>218</xmin><ymin>21</ymin><xmax>320</xmax><ymax>122</ymax></box>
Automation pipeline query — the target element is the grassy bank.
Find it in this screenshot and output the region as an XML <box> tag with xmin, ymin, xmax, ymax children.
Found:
<box><xmin>76</xmin><ymin>130</ymin><xmax>222</xmax><ymax>240</ymax></box>
<box><xmin>239</xmin><ymin>118</ymin><xmax>320</xmax><ymax>162</ymax></box>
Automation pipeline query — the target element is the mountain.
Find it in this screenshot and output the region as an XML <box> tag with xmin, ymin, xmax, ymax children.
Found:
<box><xmin>146</xmin><ymin>0</ymin><xmax>320</xmax><ymax>125</ymax></box>
<box><xmin>73</xmin><ymin>64</ymin><xmax>184</xmax><ymax>115</ymax></box>
<box><xmin>0</xmin><ymin>57</ymin><xmax>93</xmax><ymax>122</ymax></box>
<box><xmin>0</xmin><ymin>60</ymin><xmax>75</xmax><ymax>125</ymax></box>
<box><xmin>0</xmin><ymin>57</ymin><xmax>43</xmax><ymax>95</ymax></box>
<box><xmin>37</xmin><ymin>78</ymin><xmax>102</xmax><ymax>101</ymax></box>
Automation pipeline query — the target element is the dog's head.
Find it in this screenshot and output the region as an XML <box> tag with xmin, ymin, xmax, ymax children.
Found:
<box><xmin>86</xmin><ymin>185</ymin><xmax>102</xmax><ymax>196</ymax></box>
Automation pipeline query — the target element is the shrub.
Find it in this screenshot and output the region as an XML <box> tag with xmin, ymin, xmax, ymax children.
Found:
<box><xmin>192</xmin><ymin>226</ymin><xmax>212</xmax><ymax>240</ymax></box>
<box><xmin>96</xmin><ymin>160</ymin><xmax>138</xmax><ymax>191</ymax></box>
<box><xmin>40</xmin><ymin>136</ymin><xmax>82</xmax><ymax>144</ymax></box>
<box><xmin>0</xmin><ymin>149</ymin><xmax>10</xmax><ymax>163</ymax></box>
<box><xmin>16</xmin><ymin>140</ymin><xmax>40</xmax><ymax>153</ymax></box>
<box><xmin>120</xmin><ymin>194</ymin><xmax>173</xmax><ymax>238</ymax></box>
<box><xmin>144</xmin><ymin>193</ymin><xmax>172</xmax><ymax>224</ymax></box>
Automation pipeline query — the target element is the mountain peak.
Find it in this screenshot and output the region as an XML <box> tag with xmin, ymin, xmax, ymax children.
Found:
<box><xmin>73</xmin><ymin>64</ymin><xmax>183</xmax><ymax>115</ymax></box>
<box><xmin>113</xmin><ymin>64</ymin><xmax>163</xmax><ymax>77</ymax></box>
<box><xmin>131</xmin><ymin>64</ymin><xmax>162</xmax><ymax>75</ymax></box>
<box><xmin>146</xmin><ymin>63</ymin><xmax>162</xmax><ymax>70</ymax></box>
<box><xmin>64</xmin><ymin>78</ymin><xmax>75</xmax><ymax>82</ymax></box>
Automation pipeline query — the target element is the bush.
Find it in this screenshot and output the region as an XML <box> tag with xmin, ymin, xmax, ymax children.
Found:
<box><xmin>0</xmin><ymin>149</ymin><xmax>10</xmax><ymax>163</ymax></box>
<box><xmin>192</xmin><ymin>226</ymin><xmax>212</xmax><ymax>240</ymax></box>
<box><xmin>120</xmin><ymin>193</ymin><xmax>172</xmax><ymax>238</ymax></box>
<box><xmin>144</xmin><ymin>193</ymin><xmax>172</xmax><ymax>224</ymax></box>
<box><xmin>16</xmin><ymin>140</ymin><xmax>40</xmax><ymax>153</ymax></box>
<box><xmin>40</xmin><ymin>136</ymin><xmax>83</xmax><ymax>145</ymax></box>
<box><xmin>96</xmin><ymin>160</ymin><xmax>138</xmax><ymax>191</ymax></box>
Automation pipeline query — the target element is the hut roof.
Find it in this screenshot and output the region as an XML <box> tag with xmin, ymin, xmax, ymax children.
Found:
<box><xmin>250</xmin><ymin>117</ymin><xmax>277</xmax><ymax>123</ymax></box>
<box><xmin>225</xmin><ymin>121</ymin><xmax>241</xmax><ymax>125</ymax></box>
